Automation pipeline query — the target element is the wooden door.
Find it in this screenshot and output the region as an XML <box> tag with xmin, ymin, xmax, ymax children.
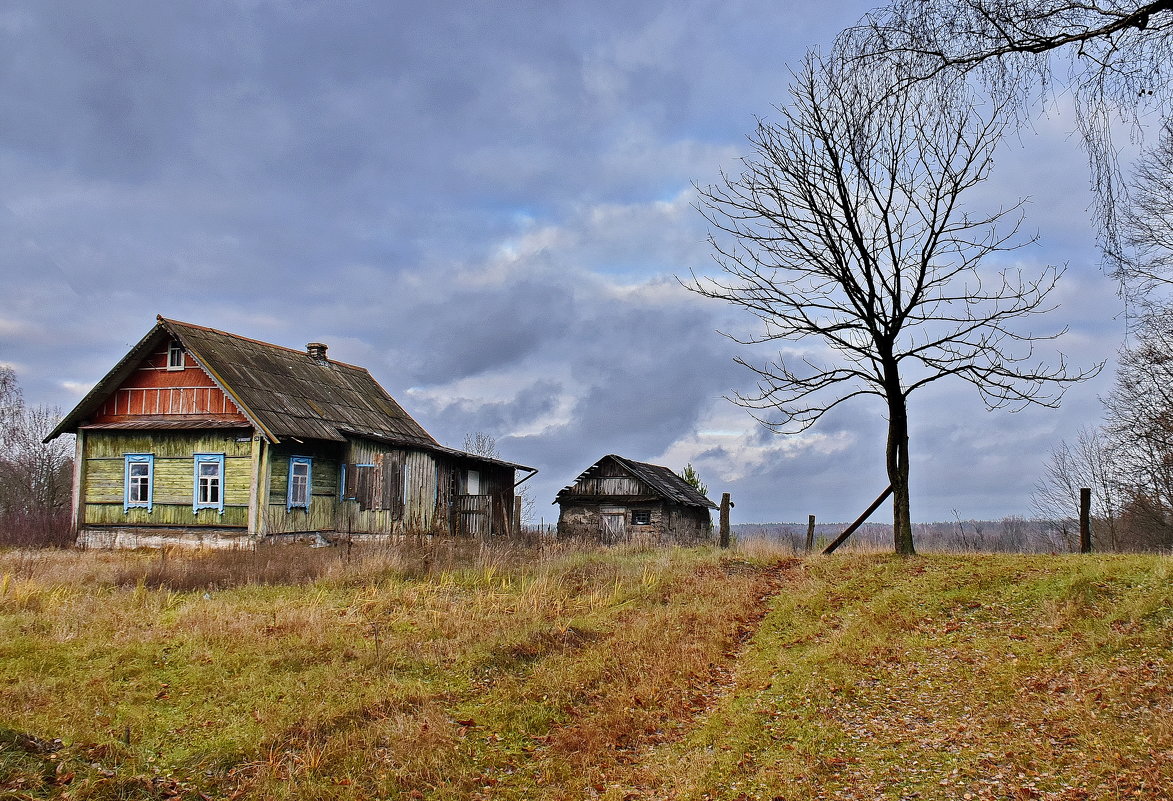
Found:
<box><xmin>601</xmin><ymin>511</ymin><xmax>627</xmax><ymax>545</ymax></box>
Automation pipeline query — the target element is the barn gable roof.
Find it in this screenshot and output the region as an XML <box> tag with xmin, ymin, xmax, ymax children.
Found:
<box><xmin>47</xmin><ymin>318</ymin><xmax>489</xmax><ymax>461</ymax></box>
<box><xmin>555</xmin><ymin>454</ymin><xmax>717</xmax><ymax>509</ymax></box>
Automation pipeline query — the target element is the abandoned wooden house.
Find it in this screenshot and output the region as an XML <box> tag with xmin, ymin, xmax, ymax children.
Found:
<box><xmin>554</xmin><ymin>455</ymin><xmax>716</xmax><ymax>544</ymax></box>
<box><xmin>46</xmin><ymin>316</ymin><xmax>534</xmax><ymax>548</ymax></box>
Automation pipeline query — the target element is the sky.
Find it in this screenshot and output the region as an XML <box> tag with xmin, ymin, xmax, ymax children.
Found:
<box><xmin>0</xmin><ymin>0</ymin><xmax>1130</xmax><ymax>524</ymax></box>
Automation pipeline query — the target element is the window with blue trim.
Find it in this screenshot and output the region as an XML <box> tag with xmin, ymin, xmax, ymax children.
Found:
<box><xmin>194</xmin><ymin>453</ymin><xmax>225</xmax><ymax>513</ymax></box>
<box><xmin>288</xmin><ymin>456</ymin><xmax>312</xmax><ymax>510</ymax></box>
<box><xmin>124</xmin><ymin>454</ymin><xmax>154</xmax><ymax>512</ymax></box>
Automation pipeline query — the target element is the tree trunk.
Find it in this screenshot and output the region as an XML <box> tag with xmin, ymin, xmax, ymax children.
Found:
<box><xmin>886</xmin><ymin>391</ymin><xmax>915</xmax><ymax>555</ymax></box>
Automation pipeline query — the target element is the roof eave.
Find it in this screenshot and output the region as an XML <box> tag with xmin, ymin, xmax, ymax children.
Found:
<box><xmin>337</xmin><ymin>429</ymin><xmax>536</xmax><ymax>472</ymax></box>
<box><xmin>43</xmin><ymin>323</ymin><xmax>170</xmax><ymax>442</ymax></box>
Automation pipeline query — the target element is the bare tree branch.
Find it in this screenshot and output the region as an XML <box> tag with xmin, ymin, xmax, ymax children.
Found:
<box><xmin>685</xmin><ymin>53</ymin><xmax>1097</xmax><ymax>554</ymax></box>
<box><xmin>838</xmin><ymin>0</ymin><xmax>1173</xmax><ymax>297</ymax></box>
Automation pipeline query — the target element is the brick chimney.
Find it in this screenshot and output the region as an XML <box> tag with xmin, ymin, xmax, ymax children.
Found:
<box><xmin>306</xmin><ymin>342</ymin><xmax>328</xmax><ymax>362</ymax></box>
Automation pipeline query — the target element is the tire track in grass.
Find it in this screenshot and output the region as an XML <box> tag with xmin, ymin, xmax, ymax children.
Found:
<box><xmin>607</xmin><ymin>556</ymin><xmax>804</xmax><ymax>800</ymax></box>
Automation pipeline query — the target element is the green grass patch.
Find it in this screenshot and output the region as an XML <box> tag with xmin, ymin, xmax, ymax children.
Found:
<box><xmin>2</xmin><ymin>548</ymin><xmax>1168</xmax><ymax>800</ymax></box>
<box><xmin>639</xmin><ymin>553</ymin><xmax>1172</xmax><ymax>801</ymax></box>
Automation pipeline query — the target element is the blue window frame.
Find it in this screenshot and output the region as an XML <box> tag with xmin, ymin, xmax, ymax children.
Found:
<box><xmin>339</xmin><ymin>463</ymin><xmax>347</xmax><ymax>501</ymax></box>
<box><xmin>124</xmin><ymin>454</ymin><xmax>154</xmax><ymax>512</ymax></box>
<box><xmin>287</xmin><ymin>456</ymin><xmax>312</xmax><ymax>510</ymax></box>
<box><xmin>193</xmin><ymin>453</ymin><xmax>225</xmax><ymax>513</ymax></box>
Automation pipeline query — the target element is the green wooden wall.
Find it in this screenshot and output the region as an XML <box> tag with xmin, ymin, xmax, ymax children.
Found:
<box><xmin>264</xmin><ymin>442</ymin><xmax>341</xmax><ymax>534</ymax></box>
<box><xmin>82</xmin><ymin>430</ymin><xmax>254</xmax><ymax>529</ymax></box>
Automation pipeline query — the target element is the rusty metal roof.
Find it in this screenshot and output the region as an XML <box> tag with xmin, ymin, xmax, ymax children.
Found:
<box><xmin>555</xmin><ymin>454</ymin><xmax>717</xmax><ymax>509</ymax></box>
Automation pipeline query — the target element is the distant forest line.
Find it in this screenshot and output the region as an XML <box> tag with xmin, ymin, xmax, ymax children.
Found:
<box><xmin>731</xmin><ymin>518</ymin><xmax>1149</xmax><ymax>554</ymax></box>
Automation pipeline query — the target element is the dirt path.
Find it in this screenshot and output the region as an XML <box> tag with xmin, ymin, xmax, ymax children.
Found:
<box><xmin>613</xmin><ymin>556</ymin><xmax>804</xmax><ymax>798</ymax></box>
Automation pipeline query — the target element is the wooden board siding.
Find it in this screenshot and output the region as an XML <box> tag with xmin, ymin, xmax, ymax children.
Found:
<box><xmin>479</xmin><ymin>464</ymin><xmax>516</xmax><ymax>538</ymax></box>
<box><xmin>335</xmin><ymin>440</ymin><xmax>442</xmax><ymax>535</ymax></box>
<box><xmin>404</xmin><ymin>449</ymin><xmax>438</xmax><ymax>530</ymax></box>
<box><xmin>333</xmin><ymin>440</ymin><xmax>516</xmax><ymax>538</ymax></box>
<box><xmin>91</xmin><ymin>344</ymin><xmax>248</xmax><ymax>425</ymax></box>
<box><xmin>81</xmin><ymin>430</ymin><xmax>253</xmax><ymax>529</ymax></box>
<box><xmin>264</xmin><ymin>443</ymin><xmax>340</xmax><ymax>534</ymax></box>
<box><xmin>566</xmin><ymin>475</ymin><xmax>649</xmax><ymax>497</ymax></box>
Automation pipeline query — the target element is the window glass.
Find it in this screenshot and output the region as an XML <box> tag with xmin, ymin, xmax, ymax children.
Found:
<box><xmin>124</xmin><ymin>454</ymin><xmax>153</xmax><ymax>511</ymax></box>
<box><xmin>467</xmin><ymin>469</ymin><xmax>480</xmax><ymax>495</ymax></box>
<box><xmin>288</xmin><ymin>457</ymin><xmax>312</xmax><ymax>509</ymax></box>
<box><xmin>194</xmin><ymin>454</ymin><xmax>224</xmax><ymax>511</ymax></box>
<box><xmin>632</xmin><ymin>509</ymin><xmax>651</xmax><ymax>525</ymax></box>
<box><xmin>167</xmin><ymin>341</ymin><xmax>184</xmax><ymax>370</ymax></box>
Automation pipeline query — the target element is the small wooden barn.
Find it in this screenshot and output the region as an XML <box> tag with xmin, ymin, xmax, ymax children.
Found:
<box><xmin>46</xmin><ymin>316</ymin><xmax>534</xmax><ymax>548</ymax></box>
<box><xmin>554</xmin><ymin>455</ymin><xmax>716</xmax><ymax>544</ymax></box>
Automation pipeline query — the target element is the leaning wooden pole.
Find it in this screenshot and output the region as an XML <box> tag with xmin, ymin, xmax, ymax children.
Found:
<box><xmin>821</xmin><ymin>485</ymin><xmax>894</xmax><ymax>555</ymax></box>
<box><xmin>1079</xmin><ymin>487</ymin><xmax>1092</xmax><ymax>554</ymax></box>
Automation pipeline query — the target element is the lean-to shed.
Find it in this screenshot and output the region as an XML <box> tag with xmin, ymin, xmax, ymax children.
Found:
<box><xmin>554</xmin><ymin>454</ymin><xmax>716</xmax><ymax>544</ymax></box>
<box><xmin>46</xmin><ymin>316</ymin><xmax>534</xmax><ymax>548</ymax></box>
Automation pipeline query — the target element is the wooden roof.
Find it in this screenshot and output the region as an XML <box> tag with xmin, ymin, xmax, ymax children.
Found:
<box><xmin>160</xmin><ymin>318</ymin><xmax>436</xmax><ymax>446</ymax></box>
<box><xmin>555</xmin><ymin>454</ymin><xmax>717</xmax><ymax>509</ymax></box>
<box><xmin>49</xmin><ymin>318</ymin><xmax>532</xmax><ymax>472</ymax></box>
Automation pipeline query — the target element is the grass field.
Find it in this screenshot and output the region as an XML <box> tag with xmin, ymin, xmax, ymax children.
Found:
<box><xmin>0</xmin><ymin>543</ymin><xmax>1169</xmax><ymax>800</ymax></box>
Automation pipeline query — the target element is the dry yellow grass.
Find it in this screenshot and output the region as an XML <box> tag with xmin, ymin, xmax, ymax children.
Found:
<box><xmin>3</xmin><ymin>546</ymin><xmax>1168</xmax><ymax>800</ymax></box>
<box><xmin>0</xmin><ymin>541</ymin><xmax>789</xmax><ymax>800</ymax></box>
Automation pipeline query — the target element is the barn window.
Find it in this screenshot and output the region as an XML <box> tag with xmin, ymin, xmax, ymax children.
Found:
<box><xmin>287</xmin><ymin>457</ymin><xmax>312</xmax><ymax>510</ymax></box>
<box><xmin>632</xmin><ymin>509</ymin><xmax>651</xmax><ymax>525</ymax></box>
<box><xmin>193</xmin><ymin>453</ymin><xmax>225</xmax><ymax>513</ymax></box>
<box><xmin>124</xmin><ymin>454</ymin><xmax>154</xmax><ymax>512</ymax></box>
<box><xmin>466</xmin><ymin>469</ymin><xmax>480</xmax><ymax>495</ymax></box>
<box><xmin>167</xmin><ymin>341</ymin><xmax>184</xmax><ymax>370</ymax></box>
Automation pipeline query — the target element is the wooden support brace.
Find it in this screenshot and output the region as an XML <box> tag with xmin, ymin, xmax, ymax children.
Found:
<box><xmin>821</xmin><ymin>485</ymin><xmax>894</xmax><ymax>555</ymax></box>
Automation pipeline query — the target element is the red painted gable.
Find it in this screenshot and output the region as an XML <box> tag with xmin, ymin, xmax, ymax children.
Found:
<box><xmin>90</xmin><ymin>343</ymin><xmax>248</xmax><ymax>424</ymax></box>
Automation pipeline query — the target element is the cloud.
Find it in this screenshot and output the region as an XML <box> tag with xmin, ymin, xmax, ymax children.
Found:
<box><xmin>0</xmin><ymin>0</ymin><xmax>1126</xmax><ymax>524</ymax></box>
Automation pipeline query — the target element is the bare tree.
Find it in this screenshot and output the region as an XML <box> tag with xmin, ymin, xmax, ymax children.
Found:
<box><xmin>839</xmin><ymin>0</ymin><xmax>1173</xmax><ymax>290</ymax></box>
<box><xmin>1103</xmin><ymin>310</ymin><xmax>1173</xmax><ymax>528</ymax></box>
<box><xmin>1120</xmin><ymin>122</ymin><xmax>1173</xmax><ymax>304</ymax></box>
<box><xmin>688</xmin><ymin>55</ymin><xmax>1094</xmax><ymax>555</ymax></box>
<box><xmin>0</xmin><ymin>365</ymin><xmax>21</xmax><ymax>443</ymax></box>
<box><xmin>462</xmin><ymin>431</ymin><xmax>501</xmax><ymax>460</ymax></box>
<box><xmin>0</xmin><ymin>368</ymin><xmax>74</xmax><ymax>546</ymax></box>
<box><xmin>1030</xmin><ymin>426</ymin><xmax>1121</xmax><ymax>550</ymax></box>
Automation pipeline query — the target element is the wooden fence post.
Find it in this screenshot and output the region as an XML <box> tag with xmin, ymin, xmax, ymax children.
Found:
<box><xmin>1079</xmin><ymin>487</ymin><xmax>1092</xmax><ymax>554</ymax></box>
<box><xmin>719</xmin><ymin>493</ymin><xmax>732</xmax><ymax>549</ymax></box>
<box><xmin>805</xmin><ymin>514</ymin><xmax>816</xmax><ymax>552</ymax></box>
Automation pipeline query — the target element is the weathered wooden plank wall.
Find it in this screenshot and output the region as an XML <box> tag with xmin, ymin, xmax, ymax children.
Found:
<box><xmin>264</xmin><ymin>443</ymin><xmax>340</xmax><ymax>534</ymax></box>
<box><xmin>81</xmin><ymin>430</ymin><xmax>252</xmax><ymax>529</ymax></box>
